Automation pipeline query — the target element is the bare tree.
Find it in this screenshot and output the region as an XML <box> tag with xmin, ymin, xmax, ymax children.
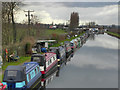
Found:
<box><xmin>2</xmin><ymin>2</ymin><xmax>11</xmax><ymax>23</ymax></box>
<box><xmin>2</xmin><ymin>2</ymin><xmax>21</xmax><ymax>44</ymax></box>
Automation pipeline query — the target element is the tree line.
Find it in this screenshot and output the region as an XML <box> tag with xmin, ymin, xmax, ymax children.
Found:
<box><xmin>2</xmin><ymin>2</ymin><xmax>21</xmax><ymax>45</ymax></box>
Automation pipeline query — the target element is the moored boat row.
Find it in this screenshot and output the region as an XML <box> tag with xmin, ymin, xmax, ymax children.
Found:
<box><xmin>2</xmin><ymin>32</ymin><xmax>89</xmax><ymax>89</ymax></box>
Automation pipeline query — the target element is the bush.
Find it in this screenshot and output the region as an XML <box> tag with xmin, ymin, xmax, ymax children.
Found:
<box><xmin>51</xmin><ymin>33</ymin><xmax>59</xmax><ymax>41</ymax></box>
<box><xmin>25</xmin><ymin>42</ymin><xmax>32</xmax><ymax>55</ymax></box>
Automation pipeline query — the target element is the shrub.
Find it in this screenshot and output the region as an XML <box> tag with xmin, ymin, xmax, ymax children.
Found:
<box><xmin>25</xmin><ymin>42</ymin><xmax>32</xmax><ymax>55</ymax></box>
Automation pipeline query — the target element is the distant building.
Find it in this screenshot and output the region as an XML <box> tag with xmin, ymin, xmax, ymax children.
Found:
<box><xmin>49</xmin><ymin>25</ymin><xmax>57</xmax><ymax>29</ymax></box>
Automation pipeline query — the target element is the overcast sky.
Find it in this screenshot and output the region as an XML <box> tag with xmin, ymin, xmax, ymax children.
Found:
<box><xmin>15</xmin><ymin>0</ymin><xmax>119</xmax><ymax>25</ymax></box>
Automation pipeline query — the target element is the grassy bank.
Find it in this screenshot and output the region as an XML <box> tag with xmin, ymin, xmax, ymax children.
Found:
<box><xmin>0</xmin><ymin>74</ymin><xmax>3</xmax><ymax>82</ymax></box>
<box><xmin>2</xmin><ymin>56</ymin><xmax>31</xmax><ymax>71</ymax></box>
<box><xmin>106</xmin><ymin>31</ymin><xmax>120</xmax><ymax>38</ymax></box>
<box><xmin>51</xmin><ymin>32</ymin><xmax>85</xmax><ymax>47</ymax></box>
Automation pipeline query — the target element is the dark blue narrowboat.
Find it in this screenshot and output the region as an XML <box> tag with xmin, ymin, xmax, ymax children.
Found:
<box><xmin>3</xmin><ymin>62</ymin><xmax>42</xmax><ymax>89</ymax></box>
<box><xmin>49</xmin><ymin>46</ymin><xmax>66</xmax><ymax>66</ymax></box>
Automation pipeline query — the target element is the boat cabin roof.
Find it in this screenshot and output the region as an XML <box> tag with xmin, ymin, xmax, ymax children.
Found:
<box><xmin>31</xmin><ymin>54</ymin><xmax>44</xmax><ymax>57</ymax></box>
<box><xmin>37</xmin><ymin>40</ymin><xmax>56</xmax><ymax>43</ymax></box>
<box><xmin>49</xmin><ymin>47</ymin><xmax>59</xmax><ymax>50</ymax></box>
<box><xmin>23</xmin><ymin>62</ymin><xmax>39</xmax><ymax>73</ymax></box>
<box><xmin>6</xmin><ymin>66</ymin><xmax>24</xmax><ymax>72</ymax></box>
<box><xmin>45</xmin><ymin>52</ymin><xmax>56</xmax><ymax>62</ymax></box>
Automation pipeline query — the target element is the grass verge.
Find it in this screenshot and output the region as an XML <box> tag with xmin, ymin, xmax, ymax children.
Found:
<box><xmin>106</xmin><ymin>31</ymin><xmax>120</xmax><ymax>38</ymax></box>
<box><xmin>2</xmin><ymin>56</ymin><xmax>31</xmax><ymax>71</ymax></box>
<box><xmin>51</xmin><ymin>32</ymin><xmax>85</xmax><ymax>47</ymax></box>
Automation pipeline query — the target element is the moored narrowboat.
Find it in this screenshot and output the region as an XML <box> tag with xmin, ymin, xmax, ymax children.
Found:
<box><xmin>76</xmin><ymin>38</ymin><xmax>81</xmax><ymax>48</ymax></box>
<box><xmin>64</xmin><ymin>41</ymin><xmax>73</xmax><ymax>61</ymax></box>
<box><xmin>49</xmin><ymin>46</ymin><xmax>66</xmax><ymax>66</ymax></box>
<box><xmin>3</xmin><ymin>62</ymin><xmax>42</xmax><ymax>89</ymax></box>
<box><xmin>31</xmin><ymin>52</ymin><xmax>58</xmax><ymax>78</ymax></box>
<box><xmin>70</xmin><ymin>40</ymin><xmax>76</xmax><ymax>53</ymax></box>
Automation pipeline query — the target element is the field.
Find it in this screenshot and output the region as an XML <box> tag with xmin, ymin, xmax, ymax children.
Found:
<box><xmin>45</xmin><ymin>29</ymin><xmax>66</xmax><ymax>35</ymax></box>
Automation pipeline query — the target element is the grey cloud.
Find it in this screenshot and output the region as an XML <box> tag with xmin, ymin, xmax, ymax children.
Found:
<box><xmin>17</xmin><ymin>1</ymin><xmax>118</xmax><ymax>25</ymax></box>
<box><xmin>60</xmin><ymin>2</ymin><xmax>118</xmax><ymax>8</ymax></box>
<box><xmin>22</xmin><ymin>2</ymin><xmax>118</xmax><ymax>8</ymax></box>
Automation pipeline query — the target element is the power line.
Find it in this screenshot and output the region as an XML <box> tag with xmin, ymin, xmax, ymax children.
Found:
<box><xmin>24</xmin><ymin>10</ymin><xmax>34</xmax><ymax>25</ymax></box>
<box><xmin>24</xmin><ymin>10</ymin><xmax>34</xmax><ymax>36</ymax></box>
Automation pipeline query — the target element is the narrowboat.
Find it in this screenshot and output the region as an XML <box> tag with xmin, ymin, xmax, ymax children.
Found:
<box><xmin>64</xmin><ymin>41</ymin><xmax>73</xmax><ymax>61</ymax></box>
<box><xmin>31</xmin><ymin>52</ymin><xmax>58</xmax><ymax>78</ymax></box>
<box><xmin>70</xmin><ymin>40</ymin><xmax>76</xmax><ymax>53</ymax></box>
<box><xmin>49</xmin><ymin>46</ymin><xmax>66</xmax><ymax>66</ymax></box>
<box><xmin>76</xmin><ymin>38</ymin><xmax>81</xmax><ymax>48</ymax></box>
<box><xmin>80</xmin><ymin>36</ymin><xmax>84</xmax><ymax>45</ymax></box>
<box><xmin>74</xmin><ymin>39</ymin><xmax>78</xmax><ymax>48</ymax></box>
<box><xmin>3</xmin><ymin>62</ymin><xmax>42</xmax><ymax>89</ymax></box>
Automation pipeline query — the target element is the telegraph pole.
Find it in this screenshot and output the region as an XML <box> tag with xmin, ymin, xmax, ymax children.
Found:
<box><xmin>24</xmin><ymin>10</ymin><xmax>34</xmax><ymax>36</ymax></box>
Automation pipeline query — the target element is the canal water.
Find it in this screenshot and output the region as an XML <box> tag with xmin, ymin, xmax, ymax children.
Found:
<box><xmin>45</xmin><ymin>33</ymin><xmax>118</xmax><ymax>88</ymax></box>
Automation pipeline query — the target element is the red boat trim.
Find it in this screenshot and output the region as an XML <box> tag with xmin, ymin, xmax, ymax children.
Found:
<box><xmin>45</xmin><ymin>52</ymin><xmax>56</xmax><ymax>62</ymax></box>
<box><xmin>41</xmin><ymin>79</ymin><xmax>45</xmax><ymax>81</ymax></box>
<box><xmin>41</xmin><ymin>71</ymin><xmax>45</xmax><ymax>74</ymax></box>
<box><xmin>71</xmin><ymin>46</ymin><xmax>74</xmax><ymax>48</ymax></box>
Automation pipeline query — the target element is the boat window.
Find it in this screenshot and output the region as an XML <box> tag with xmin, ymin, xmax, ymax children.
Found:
<box><xmin>53</xmin><ymin>56</ymin><xmax>55</xmax><ymax>61</ymax></box>
<box><xmin>32</xmin><ymin>56</ymin><xmax>44</xmax><ymax>66</ymax></box>
<box><xmin>50</xmin><ymin>59</ymin><xmax>52</xmax><ymax>64</ymax></box>
<box><xmin>35</xmin><ymin>68</ymin><xmax>37</xmax><ymax>74</ymax></box>
<box><xmin>28</xmin><ymin>73</ymin><xmax>31</xmax><ymax>81</ymax></box>
<box><xmin>48</xmin><ymin>61</ymin><xmax>50</xmax><ymax>66</ymax></box>
<box><xmin>37</xmin><ymin>66</ymin><xmax>40</xmax><ymax>72</ymax></box>
<box><xmin>32</xmin><ymin>71</ymin><xmax>34</xmax><ymax>78</ymax></box>
<box><xmin>51</xmin><ymin>57</ymin><xmax>53</xmax><ymax>62</ymax></box>
<box><xmin>7</xmin><ymin>71</ymin><xmax>17</xmax><ymax>77</ymax></box>
<box><xmin>32</xmin><ymin>57</ymin><xmax>40</xmax><ymax>62</ymax></box>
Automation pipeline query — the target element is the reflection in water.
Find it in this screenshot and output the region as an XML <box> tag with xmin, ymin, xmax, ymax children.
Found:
<box><xmin>46</xmin><ymin>33</ymin><xmax>118</xmax><ymax>88</ymax></box>
<box><xmin>87</xmin><ymin>33</ymin><xmax>118</xmax><ymax>50</ymax></box>
<box><xmin>39</xmin><ymin>70</ymin><xmax>60</xmax><ymax>90</ymax></box>
<box><xmin>89</xmin><ymin>33</ymin><xmax>95</xmax><ymax>40</ymax></box>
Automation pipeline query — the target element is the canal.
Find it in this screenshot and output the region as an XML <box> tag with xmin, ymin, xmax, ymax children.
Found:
<box><xmin>44</xmin><ymin>33</ymin><xmax>118</xmax><ymax>88</ymax></box>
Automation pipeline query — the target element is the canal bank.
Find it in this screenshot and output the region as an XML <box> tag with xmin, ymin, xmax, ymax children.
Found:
<box><xmin>47</xmin><ymin>33</ymin><xmax>118</xmax><ymax>88</ymax></box>
<box><xmin>106</xmin><ymin>31</ymin><xmax>120</xmax><ymax>39</ymax></box>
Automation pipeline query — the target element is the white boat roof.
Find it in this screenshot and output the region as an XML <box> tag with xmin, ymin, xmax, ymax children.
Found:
<box><xmin>37</xmin><ymin>40</ymin><xmax>56</xmax><ymax>43</ymax></box>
